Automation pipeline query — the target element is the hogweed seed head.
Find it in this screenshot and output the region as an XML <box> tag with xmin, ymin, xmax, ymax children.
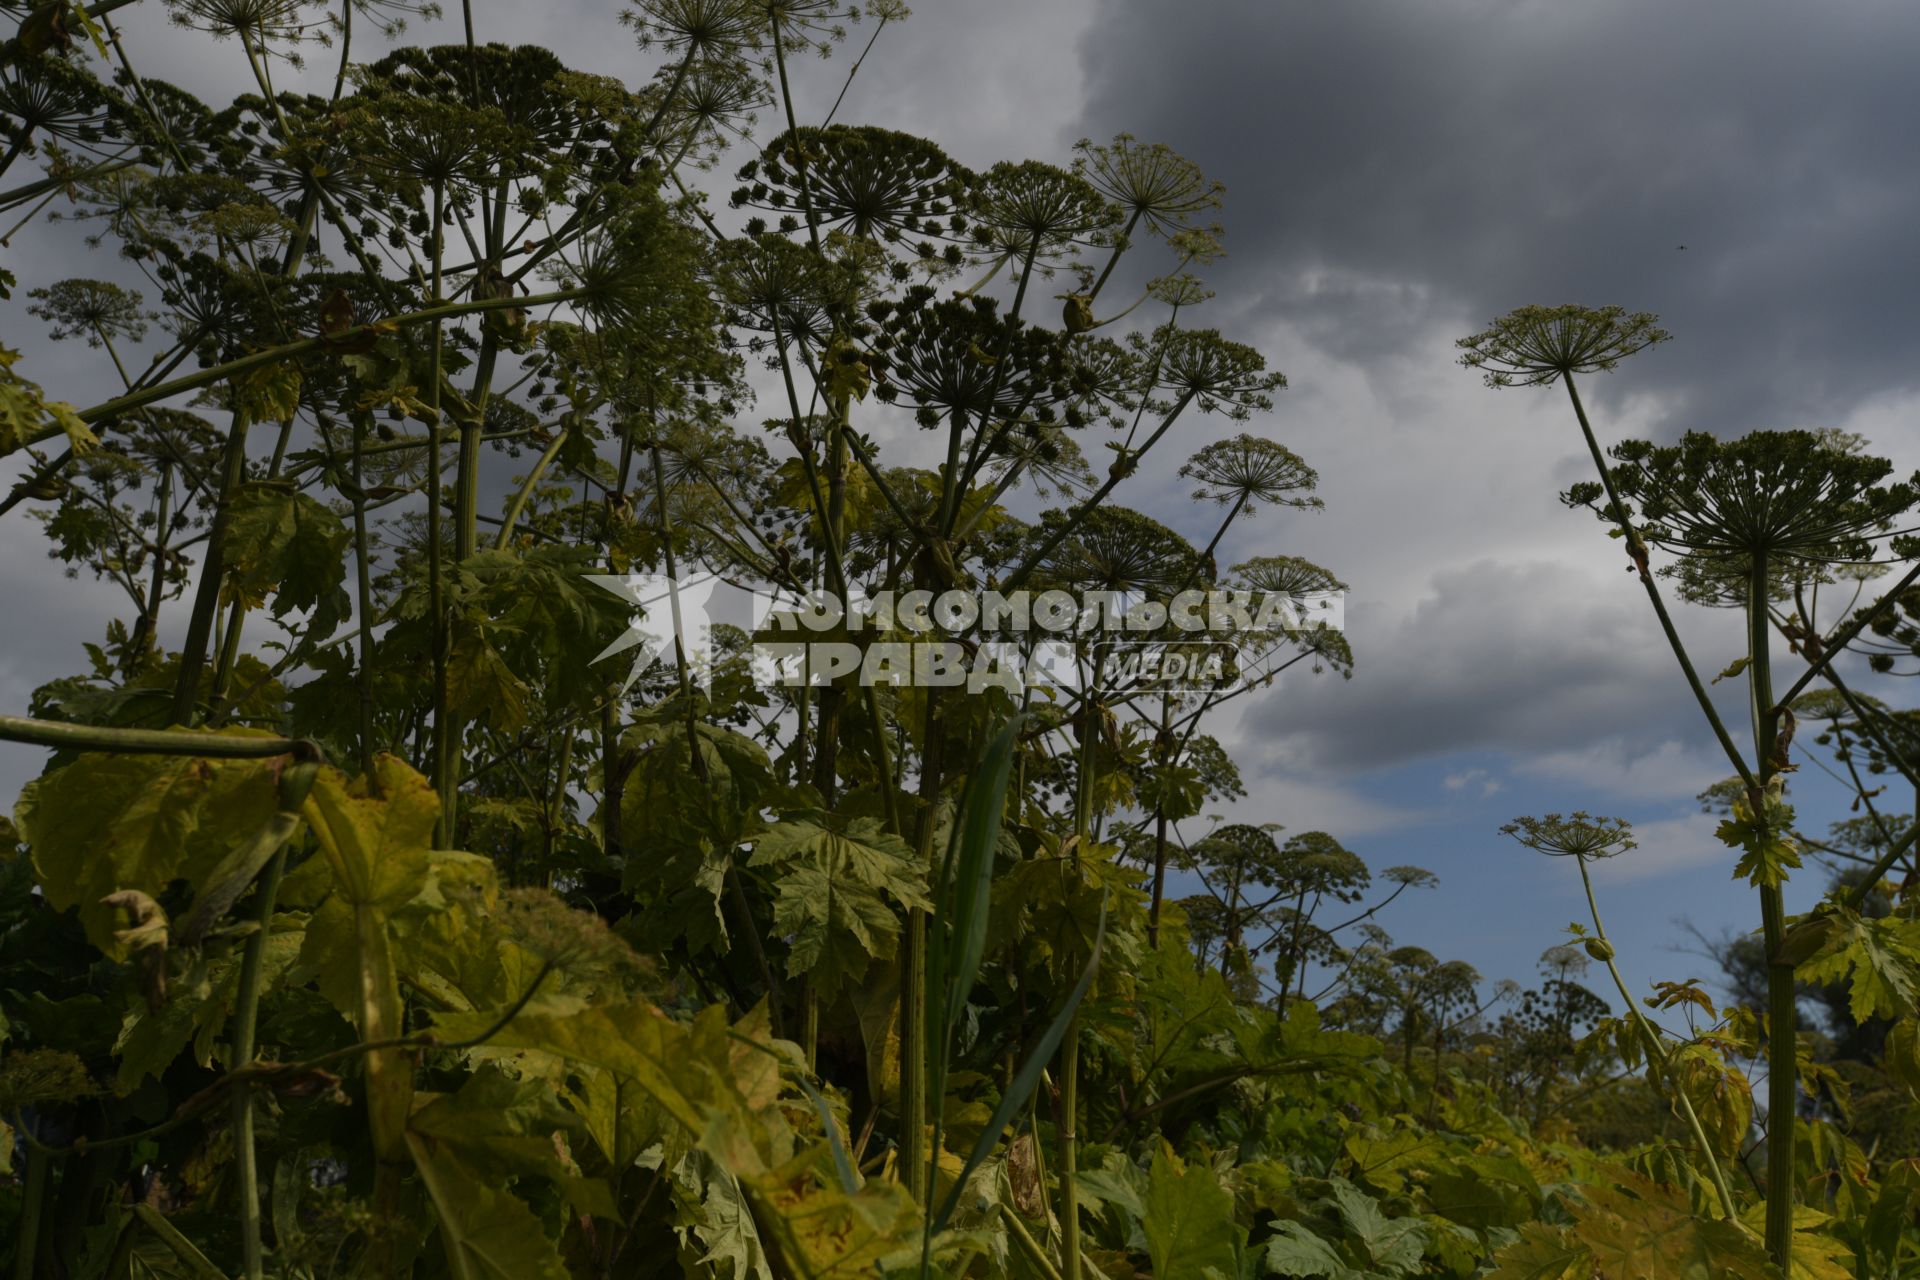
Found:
<box><xmin>1501</xmin><ymin>811</ymin><xmax>1636</xmax><ymax>859</ymax></box>
<box><xmin>1457</xmin><ymin>303</ymin><xmax>1670</xmax><ymax>388</ymax></box>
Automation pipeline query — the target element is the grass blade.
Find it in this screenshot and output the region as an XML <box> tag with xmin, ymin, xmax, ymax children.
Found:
<box><xmin>930</xmin><ymin>895</ymin><xmax>1105</xmax><ymax>1236</ymax></box>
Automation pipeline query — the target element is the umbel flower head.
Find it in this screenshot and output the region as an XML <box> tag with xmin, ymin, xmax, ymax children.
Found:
<box><xmin>733</xmin><ymin>126</ymin><xmax>973</xmax><ymax>268</ymax></box>
<box><xmin>1609</xmin><ymin>429</ymin><xmax>1920</xmax><ymax>565</ymax></box>
<box><xmin>1501</xmin><ymin>812</ymin><xmax>1637</xmax><ymax>859</ymax></box>
<box><xmin>1031</xmin><ymin>504</ymin><xmax>1200</xmax><ymax>598</ymax></box>
<box><xmin>866</xmin><ymin>288</ymin><xmax>1069</xmax><ymax>429</ymax></box>
<box><xmin>1</xmin><ymin>55</ymin><xmax>114</xmax><ymax>152</ymax></box>
<box><xmin>971</xmin><ymin>159</ymin><xmax>1120</xmax><ymax>268</ymax></box>
<box><xmin>1073</xmin><ymin>133</ymin><xmax>1223</xmax><ymax>239</ymax></box>
<box><xmin>1457</xmin><ymin>304</ymin><xmax>1670</xmax><ymax>388</ymax></box>
<box><xmin>1148</xmin><ymin>327</ymin><xmax>1286</xmax><ymax>419</ymax></box>
<box><xmin>27</xmin><ymin>279</ymin><xmax>151</xmax><ymax>347</ymax></box>
<box><xmin>1232</xmin><ymin>554</ymin><xmax>1344</xmax><ymax>600</ymax></box>
<box><xmin>1179</xmin><ymin>433</ymin><xmax>1321</xmax><ymax>514</ymax></box>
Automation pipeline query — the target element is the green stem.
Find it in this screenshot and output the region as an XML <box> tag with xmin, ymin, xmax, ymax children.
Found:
<box><xmin>1769</xmin><ymin>558</ymin><xmax>1920</xmax><ymax>714</ymax></box>
<box><xmin>1749</xmin><ymin>552</ymin><xmax>1794</xmax><ymax>1268</ymax></box>
<box><xmin>494</xmin><ymin>428</ymin><xmax>569</xmax><ymax>549</ymax></box>
<box><xmin>131</xmin><ymin>1205</ymin><xmax>227</xmax><ymax>1280</ymax></box>
<box><xmin>1058</xmin><ymin>1020</ymin><xmax>1082</xmax><ymax>1280</ymax></box>
<box><xmin>427</xmin><ymin>181</ymin><xmax>453</xmax><ymax>847</ymax></box>
<box><xmin>0</xmin><ymin>715</ymin><xmax>315</xmax><ymax>758</ymax></box>
<box><xmin>1003</xmin><ymin>1206</ymin><xmax>1065</xmax><ymax>1280</ymax></box>
<box><xmin>1576</xmin><ymin>855</ymin><xmax>1744</xmax><ymax>1223</ymax></box>
<box><xmin>1058</xmin><ymin>685</ymin><xmax>1101</xmax><ymax>1280</ymax></box>
<box><xmin>229</xmin><ymin>846</ymin><xmax>290</xmax><ymax>1280</ymax></box>
<box><xmin>1001</xmin><ymin>390</ymin><xmax>1196</xmax><ymax>594</ymax></box>
<box><xmin>351</xmin><ymin>415</ymin><xmax>379</xmax><ymax>778</ymax></box>
<box><xmin>1563</xmin><ymin>373</ymin><xmax>1755</xmax><ymax>789</ymax></box>
<box><xmin>168</xmin><ymin>409</ymin><xmax>252</xmax><ymax>725</ymax></box>
<box><xmin>1841</xmin><ymin>820</ymin><xmax>1920</xmax><ymax>912</ymax></box>
<box><xmin>21</xmin><ymin>288</ymin><xmax>584</xmax><ymax>449</ymax></box>
<box><xmin>10</xmin><ymin>1140</ymin><xmax>46</xmax><ymax>1280</ymax></box>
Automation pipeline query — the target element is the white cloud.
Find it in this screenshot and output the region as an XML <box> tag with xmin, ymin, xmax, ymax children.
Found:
<box><xmin>1443</xmin><ymin>767</ymin><xmax>1505</xmax><ymax>797</ymax></box>
<box><xmin>1590</xmin><ymin>811</ymin><xmax>1730</xmax><ymax>883</ymax></box>
<box><xmin>1517</xmin><ymin>738</ymin><xmax>1731</xmax><ymax>802</ymax></box>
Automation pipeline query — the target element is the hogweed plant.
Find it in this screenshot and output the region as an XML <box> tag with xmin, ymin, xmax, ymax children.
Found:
<box><xmin>0</xmin><ymin>1</ymin><xmax>1915</xmax><ymax>1275</ymax></box>
<box><xmin>1467</xmin><ymin>305</ymin><xmax>1920</xmax><ymax>1270</ymax></box>
<box><xmin>1501</xmin><ymin>813</ymin><xmax>1747</xmax><ymax>1226</ymax></box>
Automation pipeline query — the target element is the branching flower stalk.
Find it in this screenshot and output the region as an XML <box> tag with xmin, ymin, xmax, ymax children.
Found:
<box><xmin>1502</xmin><ymin>814</ymin><xmax>1744</xmax><ymax>1225</ymax></box>
<box><xmin>1468</xmin><ymin>309</ymin><xmax>1920</xmax><ymax>1266</ymax></box>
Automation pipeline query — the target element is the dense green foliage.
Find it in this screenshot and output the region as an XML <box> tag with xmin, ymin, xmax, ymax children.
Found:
<box><xmin>2</xmin><ymin>3</ymin><xmax>1920</xmax><ymax>1278</ymax></box>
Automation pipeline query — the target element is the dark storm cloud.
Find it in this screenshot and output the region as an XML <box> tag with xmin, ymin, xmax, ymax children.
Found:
<box><xmin>1074</xmin><ymin>0</ymin><xmax>1920</xmax><ymax>435</ymax></box>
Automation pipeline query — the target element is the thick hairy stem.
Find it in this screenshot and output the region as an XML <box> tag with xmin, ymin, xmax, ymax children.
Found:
<box><xmin>356</xmin><ymin>900</ymin><xmax>415</xmax><ymax>1273</ymax></box>
<box><xmin>1057</xmin><ymin>692</ymin><xmax>1102</xmax><ymax>1280</ymax></box>
<box><xmin>647</xmin><ymin>438</ymin><xmax>782</xmax><ymax>1029</ymax></box>
<box><xmin>1749</xmin><ymin>552</ymin><xmax>1795</xmax><ymax>1269</ymax></box>
<box><xmin>1146</xmin><ymin>802</ymin><xmax>1171</xmax><ymax>949</ymax></box>
<box><xmin>1059</xmin><ymin>1020</ymin><xmax>1082</xmax><ymax>1280</ymax></box>
<box><xmin>426</xmin><ymin>182</ymin><xmax>453</xmax><ymax>847</ymax></box>
<box><xmin>495</xmin><ymin>428</ymin><xmax>569</xmax><ymax>548</ymax></box>
<box><xmin>169</xmin><ymin>412</ymin><xmax>252</xmax><ymax>725</ymax></box>
<box><xmin>351</xmin><ymin>416</ymin><xmax>378</xmax><ymax>779</ymax></box>
<box><xmin>0</xmin><ymin>715</ymin><xmax>314</xmax><ymax>758</ymax></box>
<box><xmin>10</xmin><ymin>1140</ymin><xmax>47</xmax><ymax>1280</ymax></box>
<box><xmin>902</xmin><ymin>694</ymin><xmax>944</xmax><ymax>1206</ymax></box>
<box><xmin>810</xmin><ymin>405</ymin><xmax>851</xmax><ymax>804</ymax></box>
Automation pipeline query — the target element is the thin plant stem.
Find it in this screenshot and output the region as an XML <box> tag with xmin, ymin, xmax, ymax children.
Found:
<box><xmin>1562</xmin><ymin>372</ymin><xmax>1755</xmax><ymax>789</ymax></box>
<box><xmin>1575</xmin><ymin>855</ymin><xmax>1745</xmax><ymax>1225</ymax></box>
<box><xmin>228</xmin><ymin>845</ymin><xmax>290</xmax><ymax>1280</ymax></box>
<box><xmin>495</xmin><ymin>428</ymin><xmax>570</xmax><ymax>548</ymax></box>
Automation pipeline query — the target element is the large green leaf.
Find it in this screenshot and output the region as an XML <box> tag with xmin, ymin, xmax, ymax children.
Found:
<box><xmin>751</xmin><ymin>813</ymin><xmax>931</xmax><ymax>999</ymax></box>
<box><xmin>1798</xmin><ymin>908</ymin><xmax>1920</xmax><ymax>1022</ymax></box>
<box><xmin>408</xmin><ymin>1067</ymin><xmax>616</xmax><ymax>1219</ymax></box>
<box><xmin>1324</xmin><ymin>1177</ymin><xmax>1427</xmax><ymax>1274</ymax></box>
<box><xmin>406</xmin><ymin>1134</ymin><xmax>572</xmax><ymax>1280</ymax></box>
<box><xmin>1264</xmin><ymin>1221</ymin><xmax>1356</xmax><ymax>1279</ymax></box>
<box><xmin>1483</xmin><ymin>1223</ymin><xmax>1592</xmax><ymax>1280</ymax></box>
<box><xmin>1143</xmin><ymin>1144</ymin><xmax>1246</xmax><ymax>1280</ymax></box>
<box><xmin>223</xmin><ymin>481</ymin><xmax>351</xmax><ymax>622</ymax></box>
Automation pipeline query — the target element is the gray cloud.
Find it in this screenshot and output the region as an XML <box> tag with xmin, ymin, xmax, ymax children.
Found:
<box><xmin>1075</xmin><ymin>0</ymin><xmax>1920</xmax><ymax>436</ymax></box>
<box><xmin>1235</xmin><ymin>557</ymin><xmax>1753</xmax><ymax>776</ymax></box>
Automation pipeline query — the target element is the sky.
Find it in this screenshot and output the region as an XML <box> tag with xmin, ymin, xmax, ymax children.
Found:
<box><xmin>6</xmin><ymin>0</ymin><xmax>1920</xmax><ymax>1020</ymax></box>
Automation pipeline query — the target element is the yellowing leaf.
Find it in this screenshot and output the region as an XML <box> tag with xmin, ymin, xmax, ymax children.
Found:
<box><xmin>1798</xmin><ymin>908</ymin><xmax>1920</xmax><ymax>1023</ymax></box>
<box><xmin>406</xmin><ymin>1135</ymin><xmax>572</xmax><ymax>1280</ymax></box>
<box><xmin>1483</xmin><ymin>1223</ymin><xmax>1592</xmax><ymax>1280</ymax></box>
<box><xmin>17</xmin><ymin>743</ymin><xmax>280</xmax><ymax>956</ymax></box>
<box><xmin>300</xmin><ymin>756</ymin><xmax>435</xmax><ymax>912</ymax></box>
<box><xmin>233</xmin><ymin>361</ymin><xmax>303</xmax><ymax>424</ymax></box>
<box><xmin>1567</xmin><ymin>1169</ymin><xmax>1775</xmax><ymax>1279</ymax></box>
